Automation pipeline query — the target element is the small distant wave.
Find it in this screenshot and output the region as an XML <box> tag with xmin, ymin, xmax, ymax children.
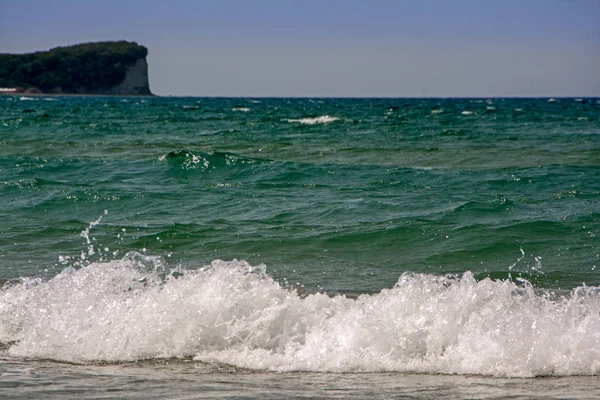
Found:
<box><xmin>158</xmin><ymin>150</ymin><xmax>261</xmax><ymax>171</ymax></box>
<box><xmin>1</xmin><ymin>258</ymin><xmax>598</xmax><ymax>377</ymax></box>
<box><xmin>232</xmin><ymin>107</ymin><xmax>251</xmax><ymax>112</ymax></box>
<box><xmin>158</xmin><ymin>150</ymin><xmax>208</xmax><ymax>170</ymax></box>
<box><xmin>286</xmin><ymin>116</ymin><xmax>340</xmax><ymax>125</ymax></box>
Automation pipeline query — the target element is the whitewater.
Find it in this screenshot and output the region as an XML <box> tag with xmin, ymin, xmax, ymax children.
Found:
<box><xmin>1</xmin><ymin>254</ymin><xmax>598</xmax><ymax>378</ymax></box>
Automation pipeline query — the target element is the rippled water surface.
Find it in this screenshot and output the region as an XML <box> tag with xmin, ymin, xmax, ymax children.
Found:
<box><xmin>1</xmin><ymin>96</ymin><xmax>599</xmax><ymax>398</ymax></box>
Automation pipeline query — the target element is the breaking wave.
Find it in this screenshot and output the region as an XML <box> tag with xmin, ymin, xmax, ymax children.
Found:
<box><xmin>1</xmin><ymin>257</ymin><xmax>598</xmax><ymax>377</ymax></box>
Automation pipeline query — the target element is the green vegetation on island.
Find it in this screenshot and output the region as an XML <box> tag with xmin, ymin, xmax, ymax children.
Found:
<box><xmin>0</xmin><ymin>41</ymin><xmax>151</xmax><ymax>95</ymax></box>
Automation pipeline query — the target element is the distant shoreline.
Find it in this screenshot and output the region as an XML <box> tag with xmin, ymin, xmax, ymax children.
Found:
<box><xmin>1</xmin><ymin>92</ymin><xmax>598</xmax><ymax>100</ymax></box>
<box><xmin>0</xmin><ymin>91</ymin><xmax>154</xmax><ymax>98</ymax></box>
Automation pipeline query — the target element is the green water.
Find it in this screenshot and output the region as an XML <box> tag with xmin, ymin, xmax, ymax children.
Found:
<box><xmin>1</xmin><ymin>96</ymin><xmax>600</xmax><ymax>393</ymax></box>
<box><xmin>1</xmin><ymin>96</ymin><xmax>599</xmax><ymax>291</ymax></box>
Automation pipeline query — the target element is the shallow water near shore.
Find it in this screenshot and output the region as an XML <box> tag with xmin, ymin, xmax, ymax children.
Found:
<box><xmin>1</xmin><ymin>95</ymin><xmax>599</xmax><ymax>397</ymax></box>
<box><xmin>2</xmin><ymin>357</ymin><xmax>600</xmax><ymax>400</ymax></box>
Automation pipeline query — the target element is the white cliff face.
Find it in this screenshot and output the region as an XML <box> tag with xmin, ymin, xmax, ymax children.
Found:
<box><xmin>111</xmin><ymin>58</ymin><xmax>151</xmax><ymax>95</ymax></box>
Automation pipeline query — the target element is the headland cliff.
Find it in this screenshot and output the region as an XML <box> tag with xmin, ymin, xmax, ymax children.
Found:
<box><xmin>0</xmin><ymin>41</ymin><xmax>152</xmax><ymax>96</ymax></box>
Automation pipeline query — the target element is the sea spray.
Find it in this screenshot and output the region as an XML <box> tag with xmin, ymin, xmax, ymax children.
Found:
<box><xmin>1</xmin><ymin>258</ymin><xmax>598</xmax><ymax>377</ymax></box>
<box><xmin>79</xmin><ymin>210</ymin><xmax>107</xmax><ymax>261</ymax></box>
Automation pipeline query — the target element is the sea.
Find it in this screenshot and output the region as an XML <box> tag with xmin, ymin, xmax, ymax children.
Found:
<box><xmin>0</xmin><ymin>95</ymin><xmax>599</xmax><ymax>399</ymax></box>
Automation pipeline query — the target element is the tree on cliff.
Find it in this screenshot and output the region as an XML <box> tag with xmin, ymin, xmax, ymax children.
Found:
<box><xmin>0</xmin><ymin>41</ymin><xmax>149</xmax><ymax>94</ymax></box>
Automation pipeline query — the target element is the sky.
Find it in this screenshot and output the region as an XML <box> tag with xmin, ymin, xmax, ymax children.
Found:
<box><xmin>1</xmin><ymin>0</ymin><xmax>599</xmax><ymax>97</ymax></box>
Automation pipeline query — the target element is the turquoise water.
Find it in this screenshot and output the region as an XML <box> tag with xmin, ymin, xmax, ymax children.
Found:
<box><xmin>1</xmin><ymin>96</ymin><xmax>599</xmax><ymax>397</ymax></box>
<box><xmin>2</xmin><ymin>96</ymin><xmax>599</xmax><ymax>289</ymax></box>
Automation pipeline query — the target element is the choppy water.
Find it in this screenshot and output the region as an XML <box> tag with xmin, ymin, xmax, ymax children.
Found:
<box><xmin>1</xmin><ymin>95</ymin><xmax>599</xmax><ymax>398</ymax></box>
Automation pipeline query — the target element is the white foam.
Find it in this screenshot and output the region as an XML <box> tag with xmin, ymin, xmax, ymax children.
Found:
<box><xmin>232</xmin><ymin>107</ymin><xmax>251</xmax><ymax>112</ymax></box>
<box><xmin>286</xmin><ymin>116</ymin><xmax>340</xmax><ymax>125</ymax></box>
<box><xmin>1</xmin><ymin>259</ymin><xmax>598</xmax><ymax>377</ymax></box>
<box><xmin>461</xmin><ymin>111</ymin><xmax>474</xmax><ymax>116</ymax></box>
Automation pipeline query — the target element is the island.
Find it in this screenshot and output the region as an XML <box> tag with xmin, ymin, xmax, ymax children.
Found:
<box><xmin>0</xmin><ymin>41</ymin><xmax>152</xmax><ymax>96</ymax></box>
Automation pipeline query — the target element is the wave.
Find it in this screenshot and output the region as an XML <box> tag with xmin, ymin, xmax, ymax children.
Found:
<box><xmin>1</xmin><ymin>257</ymin><xmax>598</xmax><ymax>377</ymax></box>
<box><xmin>285</xmin><ymin>116</ymin><xmax>340</xmax><ymax>125</ymax></box>
<box><xmin>158</xmin><ymin>150</ymin><xmax>263</xmax><ymax>171</ymax></box>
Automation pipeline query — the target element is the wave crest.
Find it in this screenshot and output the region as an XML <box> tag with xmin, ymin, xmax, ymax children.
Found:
<box><xmin>158</xmin><ymin>150</ymin><xmax>260</xmax><ymax>171</ymax></box>
<box><xmin>285</xmin><ymin>116</ymin><xmax>340</xmax><ymax>125</ymax></box>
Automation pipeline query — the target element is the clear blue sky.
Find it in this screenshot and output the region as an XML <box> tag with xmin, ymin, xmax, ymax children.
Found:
<box><xmin>1</xmin><ymin>0</ymin><xmax>599</xmax><ymax>97</ymax></box>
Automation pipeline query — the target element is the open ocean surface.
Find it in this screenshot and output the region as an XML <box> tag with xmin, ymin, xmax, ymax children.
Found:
<box><xmin>1</xmin><ymin>95</ymin><xmax>599</xmax><ymax>399</ymax></box>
